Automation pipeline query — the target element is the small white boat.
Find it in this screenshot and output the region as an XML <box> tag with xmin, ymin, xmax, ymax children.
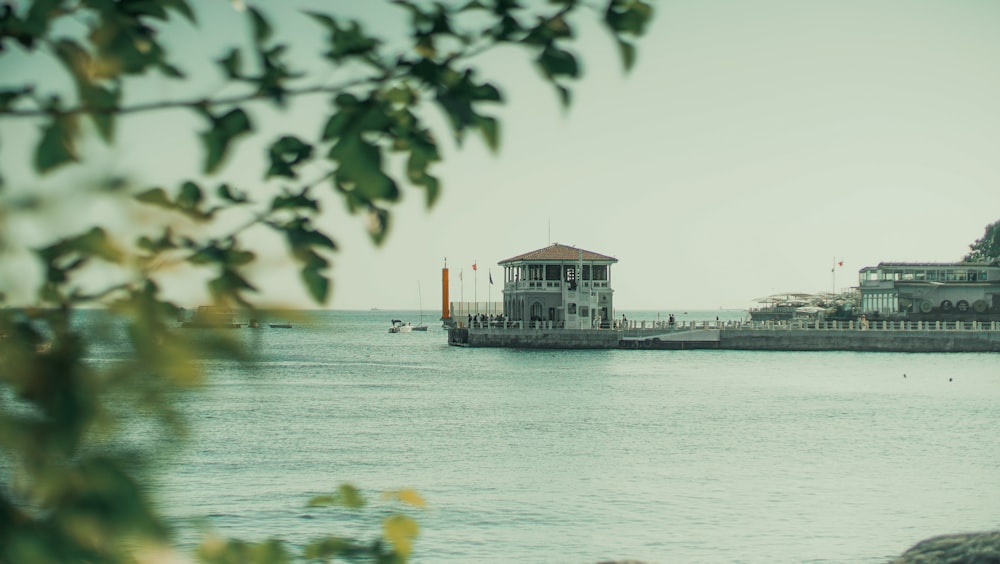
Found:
<box><xmin>389</xmin><ymin>319</ymin><xmax>427</xmax><ymax>333</ymax></box>
<box><xmin>388</xmin><ymin>282</ymin><xmax>430</xmax><ymax>333</ymax></box>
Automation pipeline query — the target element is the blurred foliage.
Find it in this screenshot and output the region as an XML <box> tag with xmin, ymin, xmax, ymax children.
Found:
<box><xmin>0</xmin><ymin>0</ymin><xmax>651</xmax><ymax>562</ymax></box>
<box><xmin>964</xmin><ymin>219</ymin><xmax>1000</xmax><ymax>264</ymax></box>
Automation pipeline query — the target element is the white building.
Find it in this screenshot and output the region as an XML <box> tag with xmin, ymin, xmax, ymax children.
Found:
<box><xmin>498</xmin><ymin>244</ymin><xmax>618</xmax><ymax>329</ymax></box>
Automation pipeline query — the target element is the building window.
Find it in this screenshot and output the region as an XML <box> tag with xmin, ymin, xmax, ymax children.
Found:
<box><xmin>592</xmin><ymin>265</ymin><xmax>607</xmax><ymax>281</ymax></box>
<box><xmin>530</xmin><ymin>302</ymin><xmax>543</xmax><ymax>321</ymax></box>
<box><xmin>580</xmin><ymin>306</ymin><xmax>589</xmax><ymax>317</ymax></box>
<box><xmin>545</xmin><ymin>265</ymin><xmax>560</xmax><ymax>280</ymax></box>
<box><xmin>568</xmin><ymin>303</ymin><xmax>577</xmax><ymax>315</ymax></box>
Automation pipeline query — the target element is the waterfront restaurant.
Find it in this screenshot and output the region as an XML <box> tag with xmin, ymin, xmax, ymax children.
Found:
<box><xmin>498</xmin><ymin>243</ymin><xmax>618</xmax><ymax>329</ymax></box>
<box><xmin>858</xmin><ymin>261</ymin><xmax>1000</xmax><ymax>318</ymax></box>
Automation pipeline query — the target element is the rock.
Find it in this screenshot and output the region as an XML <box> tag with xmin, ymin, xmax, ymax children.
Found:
<box><xmin>890</xmin><ymin>531</ymin><xmax>1000</xmax><ymax>563</ymax></box>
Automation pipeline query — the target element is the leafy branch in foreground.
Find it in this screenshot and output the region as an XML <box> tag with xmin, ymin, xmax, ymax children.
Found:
<box><xmin>0</xmin><ymin>1</ymin><xmax>652</xmax><ymax>562</ymax></box>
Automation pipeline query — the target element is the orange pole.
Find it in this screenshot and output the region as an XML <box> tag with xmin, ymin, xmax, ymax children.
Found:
<box><xmin>441</xmin><ymin>266</ymin><xmax>450</xmax><ymax>320</ymax></box>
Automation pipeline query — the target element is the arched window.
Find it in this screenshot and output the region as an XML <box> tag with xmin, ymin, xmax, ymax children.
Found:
<box><xmin>529</xmin><ymin>302</ymin><xmax>543</xmax><ymax>321</ymax></box>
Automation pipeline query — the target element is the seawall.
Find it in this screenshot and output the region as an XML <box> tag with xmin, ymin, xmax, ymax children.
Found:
<box><xmin>449</xmin><ymin>327</ymin><xmax>620</xmax><ymax>349</ymax></box>
<box><xmin>718</xmin><ymin>328</ymin><xmax>1000</xmax><ymax>352</ymax></box>
<box><xmin>449</xmin><ymin>320</ymin><xmax>1000</xmax><ymax>352</ymax></box>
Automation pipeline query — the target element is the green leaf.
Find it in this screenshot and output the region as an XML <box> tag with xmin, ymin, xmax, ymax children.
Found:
<box><xmin>137</xmin><ymin>229</ymin><xmax>177</xmax><ymax>253</ymax></box>
<box><xmin>208</xmin><ymin>268</ymin><xmax>257</xmax><ymax>304</ymax></box>
<box><xmin>217</xmin><ymin>48</ymin><xmax>243</xmax><ymax>79</ymax></box>
<box><xmin>303</xmin><ymin>537</ymin><xmax>360</xmax><ymax>560</ymax></box>
<box><xmin>217</xmin><ymin>183</ymin><xmax>249</xmax><ymax>203</ymax></box>
<box><xmin>301</xmin><ymin>263</ymin><xmax>329</xmax><ymax>303</ymax></box>
<box><xmin>281</xmin><ymin>219</ymin><xmax>336</xmax><ymax>254</ymax></box>
<box><xmin>81</xmin><ymin>83</ymin><xmax>120</xmax><ymax>142</ymax></box>
<box><xmin>555</xmin><ymin>84</ymin><xmax>571</xmax><ymax>108</ymax></box>
<box><xmin>383</xmin><ymin>514</ymin><xmax>419</xmax><ymax>558</ymax></box>
<box><xmin>604</xmin><ymin>0</ymin><xmax>654</xmax><ymax>36</ymax></box>
<box><xmin>270</xmin><ymin>190</ymin><xmax>319</xmax><ymax>213</ymax></box>
<box><xmin>537</xmin><ymin>45</ymin><xmax>579</xmax><ymax>79</ymax></box>
<box><xmin>266</xmin><ymin>135</ymin><xmax>313</xmax><ymax>179</ymax></box>
<box><xmin>420</xmin><ymin>173</ymin><xmax>440</xmax><ymax>207</ymax></box>
<box><xmin>319</xmin><ymin>18</ymin><xmax>380</xmax><ymax>62</ymax></box>
<box><xmin>34</xmin><ymin>115</ymin><xmax>78</xmax><ymax>173</ymax></box>
<box><xmin>39</xmin><ymin>226</ymin><xmax>123</xmax><ymax>267</ymax></box>
<box><xmin>176</xmin><ymin>181</ymin><xmax>203</xmax><ymax>212</ymax></box>
<box><xmin>135</xmin><ymin>187</ymin><xmax>172</xmax><ymax>208</ymax></box>
<box><xmin>476</xmin><ymin>115</ymin><xmax>499</xmax><ymax>153</ymax></box>
<box><xmin>79</xmin><ymin>227</ymin><xmax>123</xmax><ymax>262</ymax></box>
<box><xmin>135</xmin><ymin>183</ymin><xmax>214</xmax><ymax>220</ymax></box>
<box><xmin>248</xmin><ymin>6</ymin><xmax>272</xmax><ymax>43</ymax></box>
<box><xmin>616</xmin><ymin>38</ymin><xmax>636</xmax><ymax>71</ymax></box>
<box><xmin>158</xmin><ymin>61</ymin><xmax>186</xmax><ymax>78</ymax></box>
<box><xmin>321</xmin><ymin>94</ymin><xmax>392</xmax><ymax>142</ymax></box>
<box><xmin>367</xmin><ymin>206</ymin><xmax>390</xmax><ymax>245</ymax></box>
<box><xmin>0</xmin><ymin>89</ymin><xmax>29</xmax><ymax>111</ymax></box>
<box><xmin>307</xmin><ymin>484</ymin><xmax>366</xmax><ymax>509</ymax></box>
<box><xmin>199</xmin><ymin>108</ymin><xmax>253</xmax><ymax>174</ymax></box>
<box><xmin>328</xmin><ymin>136</ymin><xmax>399</xmax><ymax>205</ymax></box>
<box><xmin>119</xmin><ymin>1</ymin><xmax>168</xmax><ymax>19</ymax></box>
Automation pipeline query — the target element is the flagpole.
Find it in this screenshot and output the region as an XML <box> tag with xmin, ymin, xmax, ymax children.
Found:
<box><xmin>474</xmin><ymin>260</ymin><xmax>478</xmax><ymax>314</ymax></box>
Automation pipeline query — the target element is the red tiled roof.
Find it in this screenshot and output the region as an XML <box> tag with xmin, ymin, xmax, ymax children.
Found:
<box><xmin>499</xmin><ymin>243</ymin><xmax>618</xmax><ymax>264</ymax></box>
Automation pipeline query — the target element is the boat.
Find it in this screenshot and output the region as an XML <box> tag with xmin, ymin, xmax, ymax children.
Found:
<box><xmin>388</xmin><ymin>319</ymin><xmax>427</xmax><ymax>333</ymax></box>
<box><xmin>269</xmin><ymin>322</ymin><xmax>292</xmax><ymax>329</ymax></box>
<box><xmin>181</xmin><ymin>306</ymin><xmax>241</xmax><ymax>328</ymax></box>
<box><xmin>388</xmin><ymin>282</ymin><xmax>430</xmax><ymax>333</ymax></box>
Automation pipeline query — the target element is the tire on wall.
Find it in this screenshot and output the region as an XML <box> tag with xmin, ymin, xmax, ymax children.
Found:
<box><xmin>940</xmin><ymin>300</ymin><xmax>953</xmax><ymax>312</ymax></box>
<box><xmin>919</xmin><ymin>300</ymin><xmax>934</xmax><ymax>313</ymax></box>
<box><xmin>956</xmin><ymin>300</ymin><xmax>969</xmax><ymax>312</ymax></box>
<box><xmin>972</xmin><ymin>299</ymin><xmax>988</xmax><ymax>313</ymax></box>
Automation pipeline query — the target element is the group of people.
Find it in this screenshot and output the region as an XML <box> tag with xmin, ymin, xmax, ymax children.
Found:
<box><xmin>468</xmin><ymin>313</ymin><xmax>505</xmax><ymax>327</ymax></box>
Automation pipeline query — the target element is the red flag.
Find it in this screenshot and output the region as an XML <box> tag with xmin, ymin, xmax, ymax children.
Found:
<box><xmin>838</xmin><ymin>261</ymin><xmax>843</xmax><ymax>267</ymax></box>
<box><xmin>472</xmin><ymin>263</ymin><xmax>477</xmax><ymax>271</ymax></box>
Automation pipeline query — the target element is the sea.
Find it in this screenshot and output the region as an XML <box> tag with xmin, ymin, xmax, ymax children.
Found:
<box><xmin>82</xmin><ymin>309</ymin><xmax>999</xmax><ymax>563</ymax></box>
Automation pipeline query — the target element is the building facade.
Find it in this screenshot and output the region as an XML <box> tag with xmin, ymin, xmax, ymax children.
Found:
<box><xmin>498</xmin><ymin>243</ymin><xmax>618</xmax><ymax>329</ymax></box>
<box><xmin>858</xmin><ymin>261</ymin><xmax>1000</xmax><ymax>318</ymax></box>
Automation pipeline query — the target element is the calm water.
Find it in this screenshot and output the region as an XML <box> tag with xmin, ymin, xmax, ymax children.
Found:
<box><xmin>88</xmin><ymin>310</ymin><xmax>999</xmax><ymax>562</ymax></box>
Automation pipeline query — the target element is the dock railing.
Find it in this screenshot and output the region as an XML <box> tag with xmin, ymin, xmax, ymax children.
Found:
<box><xmin>465</xmin><ymin>318</ymin><xmax>1000</xmax><ymax>335</ymax></box>
<box><xmin>615</xmin><ymin>318</ymin><xmax>1000</xmax><ymax>336</ymax></box>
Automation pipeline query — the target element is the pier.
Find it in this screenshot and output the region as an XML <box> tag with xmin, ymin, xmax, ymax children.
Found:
<box><xmin>440</xmin><ymin>246</ymin><xmax>1000</xmax><ymax>353</ymax></box>
<box><xmin>448</xmin><ymin>319</ymin><xmax>1000</xmax><ymax>352</ymax></box>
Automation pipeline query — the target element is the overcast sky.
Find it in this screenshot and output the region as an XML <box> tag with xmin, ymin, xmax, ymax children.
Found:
<box><xmin>3</xmin><ymin>1</ymin><xmax>999</xmax><ymax>312</ymax></box>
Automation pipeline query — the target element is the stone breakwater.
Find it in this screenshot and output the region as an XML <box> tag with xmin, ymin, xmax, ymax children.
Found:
<box><xmin>592</xmin><ymin>531</ymin><xmax>1000</xmax><ymax>563</ymax></box>
<box><xmin>889</xmin><ymin>531</ymin><xmax>1000</xmax><ymax>563</ymax></box>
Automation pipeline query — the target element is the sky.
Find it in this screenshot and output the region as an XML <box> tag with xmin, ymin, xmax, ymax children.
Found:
<box><xmin>2</xmin><ymin>1</ymin><xmax>999</xmax><ymax>312</ymax></box>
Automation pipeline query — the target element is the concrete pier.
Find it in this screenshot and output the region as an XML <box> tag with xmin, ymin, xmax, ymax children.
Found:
<box><xmin>449</xmin><ymin>319</ymin><xmax>1000</xmax><ymax>352</ymax></box>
